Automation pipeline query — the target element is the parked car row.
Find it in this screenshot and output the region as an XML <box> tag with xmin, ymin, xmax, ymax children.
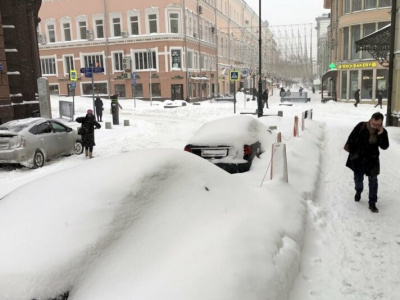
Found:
<box><xmin>0</xmin><ymin>118</ymin><xmax>83</xmax><ymax>168</ymax></box>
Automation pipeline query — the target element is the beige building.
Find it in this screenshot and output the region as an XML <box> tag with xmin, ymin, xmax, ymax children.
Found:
<box><xmin>38</xmin><ymin>0</ymin><xmax>277</xmax><ymax>101</ymax></box>
<box><xmin>323</xmin><ymin>0</ymin><xmax>391</xmax><ymax>102</ymax></box>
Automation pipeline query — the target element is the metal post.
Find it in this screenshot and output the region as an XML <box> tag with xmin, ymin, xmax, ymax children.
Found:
<box><xmin>257</xmin><ymin>0</ymin><xmax>263</xmax><ymax>117</ymax></box>
<box><xmin>147</xmin><ymin>49</ymin><xmax>153</xmax><ymax>106</ymax></box>
<box><xmin>92</xmin><ymin>71</ymin><xmax>95</xmax><ymax>114</ymax></box>
<box><xmin>386</xmin><ymin>0</ymin><xmax>397</xmax><ymax>126</ymax></box>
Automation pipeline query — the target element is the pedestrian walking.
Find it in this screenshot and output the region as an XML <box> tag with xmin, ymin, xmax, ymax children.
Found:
<box><xmin>76</xmin><ymin>109</ymin><xmax>101</xmax><ymax>159</ymax></box>
<box><xmin>262</xmin><ymin>89</ymin><xmax>269</xmax><ymax>108</ymax></box>
<box><xmin>354</xmin><ymin>89</ymin><xmax>360</xmax><ymax>107</ymax></box>
<box><xmin>344</xmin><ymin>112</ymin><xmax>389</xmax><ymax>213</ymax></box>
<box><xmin>94</xmin><ymin>96</ymin><xmax>104</xmax><ymax>122</ymax></box>
<box><xmin>374</xmin><ymin>91</ymin><xmax>383</xmax><ymax>109</ymax></box>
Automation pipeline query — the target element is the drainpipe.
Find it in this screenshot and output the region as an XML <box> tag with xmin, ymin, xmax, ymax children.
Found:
<box><xmin>182</xmin><ymin>0</ymin><xmax>190</xmax><ymax>100</ymax></box>
<box><xmin>103</xmin><ymin>0</ymin><xmax>111</xmax><ymax>97</ymax></box>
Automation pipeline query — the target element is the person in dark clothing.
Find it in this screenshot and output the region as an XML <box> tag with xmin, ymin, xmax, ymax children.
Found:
<box><xmin>262</xmin><ymin>89</ymin><xmax>269</xmax><ymax>108</ymax></box>
<box><xmin>76</xmin><ymin>109</ymin><xmax>101</xmax><ymax>158</ymax></box>
<box><xmin>354</xmin><ymin>89</ymin><xmax>360</xmax><ymax>107</ymax></box>
<box><xmin>374</xmin><ymin>91</ymin><xmax>383</xmax><ymax>109</ymax></box>
<box><xmin>94</xmin><ymin>96</ymin><xmax>104</xmax><ymax>122</ymax></box>
<box><xmin>344</xmin><ymin>112</ymin><xmax>389</xmax><ymax>213</ymax></box>
<box><xmin>280</xmin><ymin>87</ymin><xmax>285</xmax><ymax>97</ymax></box>
<box><xmin>312</xmin><ymin>86</ymin><xmax>315</xmax><ymax>94</ymax></box>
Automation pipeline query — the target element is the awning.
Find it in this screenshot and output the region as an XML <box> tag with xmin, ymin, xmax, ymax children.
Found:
<box><xmin>355</xmin><ymin>24</ymin><xmax>390</xmax><ymax>67</ymax></box>
<box><xmin>190</xmin><ymin>76</ymin><xmax>209</xmax><ymax>81</ymax></box>
<box><xmin>321</xmin><ymin>69</ymin><xmax>338</xmax><ymax>82</ymax></box>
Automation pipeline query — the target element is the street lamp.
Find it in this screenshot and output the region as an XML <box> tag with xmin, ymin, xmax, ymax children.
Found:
<box><xmin>147</xmin><ymin>48</ymin><xmax>153</xmax><ymax>106</ymax></box>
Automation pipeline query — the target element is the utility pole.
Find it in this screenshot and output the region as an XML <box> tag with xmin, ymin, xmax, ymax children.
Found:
<box><xmin>257</xmin><ymin>0</ymin><xmax>263</xmax><ymax>117</ymax></box>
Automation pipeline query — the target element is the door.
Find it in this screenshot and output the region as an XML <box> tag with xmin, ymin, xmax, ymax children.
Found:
<box><xmin>171</xmin><ymin>84</ymin><xmax>183</xmax><ymax>100</ymax></box>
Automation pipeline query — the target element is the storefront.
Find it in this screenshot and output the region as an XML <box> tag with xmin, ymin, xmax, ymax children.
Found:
<box><xmin>338</xmin><ymin>62</ymin><xmax>388</xmax><ymax>101</ymax></box>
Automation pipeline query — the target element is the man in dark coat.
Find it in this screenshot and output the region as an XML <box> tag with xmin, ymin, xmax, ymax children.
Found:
<box><xmin>76</xmin><ymin>109</ymin><xmax>101</xmax><ymax>158</ymax></box>
<box><xmin>262</xmin><ymin>89</ymin><xmax>269</xmax><ymax>108</ymax></box>
<box><xmin>94</xmin><ymin>96</ymin><xmax>104</xmax><ymax>122</ymax></box>
<box><xmin>344</xmin><ymin>112</ymin><xmax>389</xmax><ymax>213</ymax></box>
<box><xmin>374</xmin><ymin>91</ymin><xmax>383</xmax><ymax>109</ymax></box>
<box><xmin>354</xmin><ymin>89</ymin><xmax>360</xmax><ymax>107</ymax></box>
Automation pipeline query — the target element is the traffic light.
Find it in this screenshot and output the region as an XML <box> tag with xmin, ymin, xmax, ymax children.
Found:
<box><xmin>69</xmin><ymin>70</ymin><xmax>77</xmax><ymax>81</ymax></box>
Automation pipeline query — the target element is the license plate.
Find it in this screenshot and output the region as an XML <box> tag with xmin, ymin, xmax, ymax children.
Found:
<box><xmin>201</xmin><ymin>149</ymin><xmax>227</xmax><ymax>157</ymax></box>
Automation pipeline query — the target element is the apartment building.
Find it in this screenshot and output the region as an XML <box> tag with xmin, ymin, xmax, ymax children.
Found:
<box><xmin>323</xmin><ymin>0</ymin><xmax>391</xmax><ymax>102</ymax></box>
<box><xmin>38</xmin><ymin>0</ymin><xmax>276</xmax><ymax>101</ymax></box>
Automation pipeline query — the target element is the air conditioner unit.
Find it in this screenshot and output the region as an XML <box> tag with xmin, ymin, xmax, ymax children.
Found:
<box><xmin>121</xmin><ymin>31</ymin><xmax>128</xmax><ymax>38</ymax></box>
<box><xmin>39</xmin><ymin>34</ymin><xmax>47</xmax><ymax>45</ymax></box>
<box><xmin>123</xmin><ymin>72</ymin><xmax>131</xmax><ymax>79</ymax></box>
<box><xmin>122</xmin><ymin>57</ymin><xmax>131</xmax><ymax>70</ymax></box>
<box><xmin>86</xmin><ymin>29</ymin><xmax>94</xmax><ymax>41</ymax></box>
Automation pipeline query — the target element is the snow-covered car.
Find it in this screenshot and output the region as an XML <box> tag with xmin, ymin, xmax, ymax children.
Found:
<box><xmin>0</xmin><ymin>118</ymin><xmax>83</xmax><ymax>168</ymax></box>
<box><xmin>184</xmin><ymin>115</ymin><xmax>272</xmax><ymax>173</ymax></box>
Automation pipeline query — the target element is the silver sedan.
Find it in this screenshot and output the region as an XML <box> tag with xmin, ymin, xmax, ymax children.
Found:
<box><xmin>0</xmin><ymin>118</ymin><xmax>83</xmax><ymax>168</ymax></box>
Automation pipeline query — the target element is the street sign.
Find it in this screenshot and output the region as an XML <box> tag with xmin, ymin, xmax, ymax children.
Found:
<box><xmin>85</xmin><ymin>72</ymin><xmax>92</xmax><ymax>78</ymax></box>
<box><xmin>70</xmin><ymin>81</ymin><xmax>76</xmax><ymax>89</ymax></box>
<box><xmin>132</xmin><ymin>72</ymin><xmax>137</xmax><ymax>86</ymax></box>
<box><xmin>92</xmin><ymin>67</ymin><xmax>104</xmax><ymax>73</ymax></box>
<box><xmin>241</xmin><ymin>69</ymin><xmax>248</xmax><ymax>78</ymax></box>
<box><xmin>229</xmin><ymin>70</ymin><xmax>240</xmax><ymax>81</ymax></box>
<box><xmin>0</xmin><ymin>63</ymin><xmax>3</xmax><ymax>71</ymax></box>
<box><xmin>69</xmin><ymin>70</ymin><xmax>77</xmax><ymax>81</ymax></box>
<box><xmin>80</xmin><ymin>67</ymin><xmax>92</xmax><ymax>73</ymax></box>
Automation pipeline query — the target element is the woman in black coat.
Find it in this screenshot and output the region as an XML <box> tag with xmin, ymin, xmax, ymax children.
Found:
<box><xmin>94</xmin><ymin>96</ymin><xmax>104</xmax><ymax>122</ymax></box>
<box><xmin>76</xmin><ymin>109</ymin><xmax>101</xmax><ymax>158</ymax></box>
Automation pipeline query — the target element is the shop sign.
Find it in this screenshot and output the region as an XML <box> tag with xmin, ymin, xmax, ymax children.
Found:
<box><xmin>339</xmin><ymin>62</ymin><xmax>377</xmax><ymax>69</ymax></box>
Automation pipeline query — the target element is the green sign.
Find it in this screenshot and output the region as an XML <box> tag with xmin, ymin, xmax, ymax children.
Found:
<box><xmin>329</xmin><ymin>63</ymin><xmax>336</xmax><ymax>69</ymax></box>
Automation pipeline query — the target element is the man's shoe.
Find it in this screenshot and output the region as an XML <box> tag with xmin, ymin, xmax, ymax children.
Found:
<box><xmin>355</xmin><ymin>192</ymin><xmax>361</xmax><ymax>202</ymax></box>
<box><xmin>369</xmin><ymin>204</ymin><xmax>379</xmax><ymax>213</ymax></box>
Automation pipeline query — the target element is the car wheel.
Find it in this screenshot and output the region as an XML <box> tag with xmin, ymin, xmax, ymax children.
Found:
<box><xmin>74</xmin><ymin>140</ymin><xmax>84</xmax><ymax>155</ymax></box>
<box><xmin>33</xmin><ymin>150</ymin><xmax>45</xmax><ymax>168</ymax></box>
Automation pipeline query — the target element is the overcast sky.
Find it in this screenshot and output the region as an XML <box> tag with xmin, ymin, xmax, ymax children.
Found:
<box><xmin>245</xmin><ymin>0</ymin><xmax>330</xmax><ymax>26</ymax></box>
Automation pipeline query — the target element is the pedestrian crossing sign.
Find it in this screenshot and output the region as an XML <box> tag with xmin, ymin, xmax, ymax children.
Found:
<box><xmin>229</xmin><ymin>70</ymin><xmax>240</xmax><ymax>81</ymax></box>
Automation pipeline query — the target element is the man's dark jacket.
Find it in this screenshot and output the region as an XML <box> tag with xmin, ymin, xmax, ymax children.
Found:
<box><xmin>345</xmin><ymin>121</ymin><xmax>389</xmax><ymax>176</ymax></box>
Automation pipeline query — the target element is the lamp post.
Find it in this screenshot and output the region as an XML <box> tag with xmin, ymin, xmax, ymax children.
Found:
<box><xmin>257</xmin><ymin>0</ymin><xmax>263</xmax><ymax>117</ymax></box>
<box><xmin>147</xmin><ymin>48</ymin><xmax>152</xmax><ymax>106</ymax></box>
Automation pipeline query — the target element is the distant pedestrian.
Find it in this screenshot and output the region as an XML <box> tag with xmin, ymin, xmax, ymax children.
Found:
<box><xmin>354</xmin><ymin>89</ymin><xmax>360</xmax><ymax>107</ymax></box>
<box><xmin>299</xmin><ymin>87</ymin><xmax>303</xmax><ymax>97</ymax></box>
<box><xmin>344</xmin><ymin>112</ymin><xmax>389</xmax><ymax>213</ymax></box>
<box><xmin>94</xmin><ymin>96</ymin><xmax>104</xmax><ymax>122</ymax></box>
<box><xmin>280</xmin><ymin>87</ymin><xmax>285</xmax><ymax>97</ymax></box>
<box><xmin>312</xmin><ymin>86</ymin><xmax>315</xmax><ymax>94</ymax></box>
<box><xmin>262</xmin><ymin>89</ymin><xmax>269</xmax><ymax>108</ymax></box>
<box><xmin>374</xmin><ymin>91</ymin><xmax>383</xmax><ymax>109</ymax></box>
<box><xmin>76</xmin><ymin>109</ymin><xmax>101</xmax><ymax>159</ymax></box>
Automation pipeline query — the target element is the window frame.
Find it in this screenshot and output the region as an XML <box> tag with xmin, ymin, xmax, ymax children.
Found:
<box><xmin>40</xmin><ymin>55</ymin><xmax>57</xmax><ymax>75</ymax></box>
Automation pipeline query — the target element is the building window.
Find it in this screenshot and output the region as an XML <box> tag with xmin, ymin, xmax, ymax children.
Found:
<box><xmin>134</xmin><ymin>83</ymin><xmax>143</xmax><ymax>97</ymax></box>
<box><xmin>82</xmin><ymin>82</ymin><xmax>108</xmax><ymax>95</ymax></box>
<box><xmin>148</xmin><ymin>14</ymin><xmax>158</xmax><ymax>33</ymax></box>
<box><xmin>134</xmin><ymin>51</ymin><xmax>157</xmax><ymax>70</ymax></box>
<box><xmin>169</xmin><ymin>12</ymin><xmax>180</xmax><ymax>33</ymax></box>
<box><xmin>343</xmin><ymin>27</ymin><xmax>349</xmax><ymax>60</ymax></box>
<box><xmin>112</xmin><ymin>17</ymin><xmax>122</xmax><ymax>36</ymax></box>
<box><xmin>343</xmin><ymin>0</ymin><xmax>351</xmax><ymax>13</ymax></box>
<box><xmin>95</xmin><ymin>19</ymin><xmax>104</xmax><ymax>38</ymax></box>
<box><xmin>361</xmin><ymin>69</ymin><xmax>373</xmax><ymax>99</ymax></box>
<box><xmin>40</xmin><ymin>57</ymin><xmax>57</xmax><ymax>75</ymax></box>
<box><xmin>62</xmin><ymin>22</ymin><xmax>72</xmax><ymax>41</ymax></box>
<box><xmin>151</xmin><ymin>83</ymin><xmax>161</xmax><ymax>97</ymax></box>
<box><xmin>350</xmin><ymin>70</ymin><xmax>358</xmax><ymax>97</ymax></box>
<box><xmin>341</xmin><ymin>71</ymin><xmax>348</xmax><ymax>99</ymax></box>
<box><xmin>351</xmin><ymin>25</ymin><xmax>360</xmax><ymax>60</ymax></box>
<box><xmin>47</xmin><ymin>24</ymin><xmax>56</xmax><ymax>43</ymax></box>
<box><xmin>83</xmin><ymin>54</ymin><xmax>104</xmax><ymax>68</ymax></box>
<box><xmin>352</xmin><ymin>0</ymin><xmax>362</xmax><ymax>11</ymax></box>
<box><xmin>378</xmin><ymin>21</ymin><xmax>390</xmax><ymax>29</ymax></box>
<box><xmin>362</xmin><ymin>23</ymin><xmax>375</xmax><ymax>59</ymax></box>
<box><xmin>378</xmin><ymin>0</ymin><xmax>391</xmax><ymax>7</ymax></box>
<box><xmin>113</xmin><ymin>52</ymin><xmax>124</xmax><ymax>71</ymax></box>
<box><xmin>64</xmin><ymin>55</ymin><xmax>74</xmax><ymax>74</ymax></box>
<box><xmin>376</xmin><ymin>69</ymin><xmax>388</xmax><ymax>97</ymax></box>
<box><xmin>130</xmin><ymin>16</ymin><xmax>139</xmax><ymax>35</ymax></box>
<box><xmin>79</xmin><ymin>21</ymin><xmax>87</xmax><ymax>39</ymax></box>
<box><xmin>364</xmin><ymin>0</ymin><xmax>376</xmax><ymax>9</ymax></box>
<box><xmin>187</xmin><ymin>51</ymin><xmax>193</xmax><ymax>68</ymax></box>
<box><xmin>171</xmin><ymin>49</ymin><xmax>182</xmax><ymax>69</ymax></box>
